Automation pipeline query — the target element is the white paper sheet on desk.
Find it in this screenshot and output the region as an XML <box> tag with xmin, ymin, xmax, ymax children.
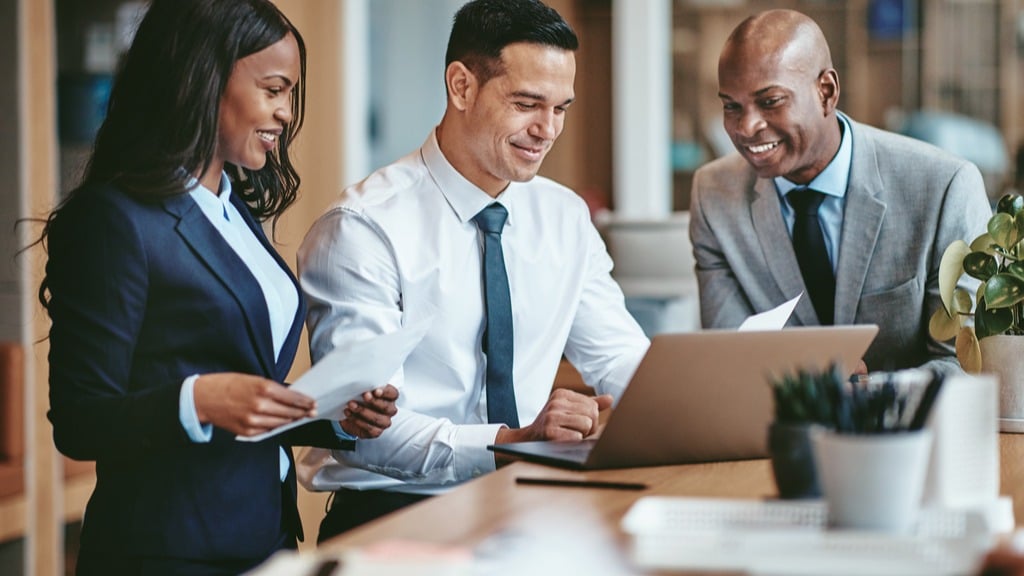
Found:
<box><xmin>237</xmin><ymin>316</ymin><xmax>431</xmax><ymax>443</ymax></box>
<box><xmin>738</xmin><ymin>292</ymin><xmax>802</xmax><ymax>331</ymax></box>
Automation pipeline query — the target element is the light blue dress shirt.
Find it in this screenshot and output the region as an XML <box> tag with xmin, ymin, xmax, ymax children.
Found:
<box><xmin>177</xmin><ymin>172</ymin><xmax>299</xmax><ymax>481</ymax></box>
<box><xmin>774</xmin><ymin>112</ymin><xmax>854</xmax><ymax>273</ymax></box>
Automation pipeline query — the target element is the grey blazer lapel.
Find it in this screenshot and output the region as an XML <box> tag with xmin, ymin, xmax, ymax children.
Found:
<box><xmin>162</xmin><ymin>193</ymin><xmax>277</xmax><ymax>376</ymax></box>
<box><xmin>751</xmin><ymin>178</ymin><xmax>817</xmax><ymax>324</ymax></box>
<box><xmin>835</xmin><ymin>124</ymin><xmax>886</xmax><ymax>325</ymax></box>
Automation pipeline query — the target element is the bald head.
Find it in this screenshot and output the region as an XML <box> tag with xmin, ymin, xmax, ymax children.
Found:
<box><xmin>723</xmin><ymin>9</ymin><xmax>833</xmax><ymax>80</ymax></box>
<box><xmin>716</xmin><ymin>9</ymin><xmax>842</xmax><ymax>184</ymax></box>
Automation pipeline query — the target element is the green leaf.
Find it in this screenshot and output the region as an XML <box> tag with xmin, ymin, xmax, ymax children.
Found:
<box><xmin>976</xmin><ymin>298</ymin><xmax>1014</xmax><ymax>338</ymax></box>
<box><xmin>938</xmin><ymin>240</ymin><xmax>971</xmax><ymax>315</ymax></box>
<box><xmin>963</xmin><ymin>252</ymin><xmax>998</xmax><ymax>281</ymax></box>
<box><xmin>989</xmin><ymin>213</ymin><xmax>1018</xmax><ymax>250</ymax></box>
<box><xmin>974</xmin><ymin>283</ymin><xmax>991</xmax><ymax>327</ymax></box>
<box><xmin>970</xmin><ymin>233</ymin><xmax>996</xmax><ymax>255</ymax></box>
<box><xmin>928</xmin><ymin>306</ymin><xmax>960</xmax><ymax>341</ymax></box>
<box><xmin>957</xmin><ymin>327</ymin><xmax>982</xmax><ymax>373</ymax></box>
<box><xmin>984</xmin><ymin>274</ymin><xmax>1024</xmax><ymax>308</ymax></box>
<box><xmin>997</xmin><ymin>193</ymin><xmax>1024</xmax><ymax>216</ymax></box>
<box><xmin>1008</xmin><ymin>261</ymin><xmax>1024</xmax><ymax>280</ymax></box>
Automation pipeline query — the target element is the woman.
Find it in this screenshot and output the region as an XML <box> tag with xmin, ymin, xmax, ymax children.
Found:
<box><xmin>38</xmin><ymin>0</ymin><xmax>396</xmax><ymax>573</ymax></box>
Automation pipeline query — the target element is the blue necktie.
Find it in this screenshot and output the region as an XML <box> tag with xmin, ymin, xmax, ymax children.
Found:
<box><xmin>473</xmin><ymin>203</ymin><xmax>519</xmax><ymax>427</ymax></box>
<box><xmin>789</xmin><ymin>188</ymin><xmax>835</xmax><ymax>325</ymax></box>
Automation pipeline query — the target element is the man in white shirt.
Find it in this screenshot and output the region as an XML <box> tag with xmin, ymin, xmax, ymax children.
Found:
<box><xmin>297</xmin><ymin>0</ymin><xmax>650</xmax><ymax>542</ymax></box>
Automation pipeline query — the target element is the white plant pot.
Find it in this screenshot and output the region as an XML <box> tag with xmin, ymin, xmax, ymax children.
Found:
<box><xmin>979</xmin><ymin>334</ymin><xmax>1024</xmax><ymax>420</ymax></box>
<box><xmin>811</xmin><ymin>429</ymin><xmax>933</xmax><ymax>533</ymax></box>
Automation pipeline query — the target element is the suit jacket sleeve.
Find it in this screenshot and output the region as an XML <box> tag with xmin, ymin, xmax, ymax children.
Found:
<box><xmin>46</xmin><ymin>190</ymin><xmax>191</xmax><ymax>461</ymax></box>
<box><xmin>284</xmin><ymin>420</ymin><xmax>355</xmax><ymax>450</ymax></box>
<box><xmin>689</xmin><ymin>164</ymin><xmax>757</xmax><ymax>329</ymax></box>
<box><xmin>919</xmin><ymin>160</ymin><xmax>991</xmax><ymax>374</ymax></box>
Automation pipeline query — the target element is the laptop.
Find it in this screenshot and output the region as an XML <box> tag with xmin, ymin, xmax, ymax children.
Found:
<box><xmin>488</xmin><ymin>325</ymin><xmax>879</xmax><ymax>470</ymax></box>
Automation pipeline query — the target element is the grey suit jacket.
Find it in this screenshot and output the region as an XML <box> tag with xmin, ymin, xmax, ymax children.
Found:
<box><xmin>689</xmin><ymin>116</ymin><xmax>991</xmax><ymax>372</ymax></box>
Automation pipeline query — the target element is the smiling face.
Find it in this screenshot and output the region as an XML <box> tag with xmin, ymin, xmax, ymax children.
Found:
<box><xmin>717</xmin><ymin>14</ymin><xmax>840</xmax><ymax>184</ymax></box>
<box><xmin>206</xmin><ymin>32</ymin><xmax>300</xmax><ymax>191</ymax></box>
<box><xmin>440</xmin><ymin>42</ymin><xmax>576</xmax><ymax>197</ymax></box>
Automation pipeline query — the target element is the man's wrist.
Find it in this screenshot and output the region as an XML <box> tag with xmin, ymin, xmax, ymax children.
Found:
<box><xmin>493</xmin><ymin>425</ymin><xmax>515</xmax><ymax>444</ymax></box>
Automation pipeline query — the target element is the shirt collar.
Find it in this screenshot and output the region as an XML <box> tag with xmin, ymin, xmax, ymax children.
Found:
<box><xmin>775</xmin><ymin>112</ymin><xmax>852</xmax><ymax>199</ymax></box>
<box><xmin>187</xmin><ymin>171</ymin><xmax>234</xmax><ymax>221</ymax></box>
<box><xmin>421</xmin><ymin>128</ymin><xmax>516</xmax><ymax>227</ymax></box>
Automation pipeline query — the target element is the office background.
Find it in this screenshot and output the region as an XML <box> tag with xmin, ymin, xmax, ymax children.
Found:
<box><xmin>1</xmin><ymin>0</ymin><xmax>1021</xmax><ymax>574</ymax></box>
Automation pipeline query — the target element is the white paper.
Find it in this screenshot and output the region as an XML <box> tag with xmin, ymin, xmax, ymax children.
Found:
<box><xmin>738</xmin><ymin>293</ymin><xmax>802</xmax><ymax>331</ymax></box>
<box><xmin>237</xmin><ymin>316</ymin><xmax>431</xmax><ymax>442</ymax></box>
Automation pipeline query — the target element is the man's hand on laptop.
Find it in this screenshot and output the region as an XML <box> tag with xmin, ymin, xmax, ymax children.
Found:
<box><xmin>495</xmin><ymin>388</ymin><xmax>613</xmax><ymax>445</ymax></box>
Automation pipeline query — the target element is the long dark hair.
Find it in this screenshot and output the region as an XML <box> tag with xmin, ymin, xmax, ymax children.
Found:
<box><xmin>36</xmin><ymin>0</ymin><xmax>306</xmax><ymax>309</ymax></box>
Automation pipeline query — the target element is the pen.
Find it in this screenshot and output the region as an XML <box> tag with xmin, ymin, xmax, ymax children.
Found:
<box><xmin>515</xmin><ymin>477</ymin><xmax>647</xmax><ymax>490</ymax></box>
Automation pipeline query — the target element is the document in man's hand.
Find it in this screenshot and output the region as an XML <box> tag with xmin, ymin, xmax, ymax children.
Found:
<box><xmin>237</xmin><ymin>316</ymin><xmax>431</xmax><ymax>442</ymax></box>
<box><xmin>737</xmin><ymin>292</ymin><xmax>802</xmax><ymax>331</ymax></box>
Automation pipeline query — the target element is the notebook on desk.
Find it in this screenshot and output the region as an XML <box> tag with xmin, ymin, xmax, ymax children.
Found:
<box><xmin>488</xmin><ymin>325</ymin><xmax>879</xmax><ymax>470</ymax></box>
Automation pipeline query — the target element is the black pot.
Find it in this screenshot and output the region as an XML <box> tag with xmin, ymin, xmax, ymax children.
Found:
<box><xmin>768</xmin><ymin>422</ymin><xmax>821</xmax><ymax>499</ymax></box>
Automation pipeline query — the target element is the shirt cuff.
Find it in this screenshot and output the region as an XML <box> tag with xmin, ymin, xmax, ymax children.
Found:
<box><xmin>331</xmin><ymin>420</ymin><xmax>359</xmax><ymax>442</ymax></box>
<box><xmin>452</xmin><ymin>424</ymin><xmax>503</xmax><ymax>480</ymax></box>
<box><xmin>180</xmin><ymin>374</ymin><xmax>213</xmax><ymax>443</ymax></box>
<box><xmin>279</xmin><ymin>447</ymin><xmax>290</xmax><ymax>483</ymax></box>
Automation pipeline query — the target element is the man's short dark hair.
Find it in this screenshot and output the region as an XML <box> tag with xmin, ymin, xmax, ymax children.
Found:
<box><xmin>445</xmin><ymin>0</ymin><xmax>578</xmax><ymax>85</ymax></box>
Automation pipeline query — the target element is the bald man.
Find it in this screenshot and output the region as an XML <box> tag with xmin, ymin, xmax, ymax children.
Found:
<box><xmin>688</xmin><ymin>9</ymin><xmax>990</xmax><ymax>373</ymax></box>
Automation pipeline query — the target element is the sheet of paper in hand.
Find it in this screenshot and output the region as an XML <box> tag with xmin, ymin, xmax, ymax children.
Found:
<box><xmin>237</xmin><ymin>315</ymin><xmax>431</xmax><ymax>442</ymax></box>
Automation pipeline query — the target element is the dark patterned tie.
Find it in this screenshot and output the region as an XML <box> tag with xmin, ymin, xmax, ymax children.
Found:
<box><xmin>789</xmin><ymin>188</ymin><xmax>835</xmax><ymax>325</ymax></box>
<box><xmin>473</xmin><ymin>203</ymin><xmax>519</xmax><ymax>427</ymax></box>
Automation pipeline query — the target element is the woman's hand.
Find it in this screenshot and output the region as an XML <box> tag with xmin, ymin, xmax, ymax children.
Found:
<box><xmin>193</xmin><ymin>373</ymin><xmax>317</xmax><ymax>437</ymax></box>
<box><xmin>339</xmin><ymin>384</ymin><xmax>400</xmax><ymax>439</ymax></box>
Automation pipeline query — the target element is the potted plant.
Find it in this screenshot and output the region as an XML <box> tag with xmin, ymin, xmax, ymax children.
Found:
<box><xmin>768</xmin><ymin>365</ymin><xmax>941</xmax><ymax>501</ymax></box>
<box><xmin>810</xmin><ymin>371</ymin><xmax>943</xmax><ymax>532</ymax></box>
<box><xmin>929</xmin><ymin>193</ymin><xmax>1024</xmax><ymax>419</ymax></box>
<box><xmin>767</xmin><ymin>364</ymin><xmax>845</xmax><ymax>499</ymax></box>
<box><xmin>770</xmin><ymin>365</ymin><xmax>943</xmax><ymax>531</ymax></box>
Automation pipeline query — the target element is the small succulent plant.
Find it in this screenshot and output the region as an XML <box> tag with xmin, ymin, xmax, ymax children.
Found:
<box><xmin>770</xmin><ymin>363</ymin><xmax>844</xmax><ymax>427</ymax></box>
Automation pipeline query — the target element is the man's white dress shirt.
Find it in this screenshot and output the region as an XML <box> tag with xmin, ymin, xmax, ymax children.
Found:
<box><xmin>296</xmin><ymin>131</ymin><xmax>649</xmax><ymax>495</ymax></box>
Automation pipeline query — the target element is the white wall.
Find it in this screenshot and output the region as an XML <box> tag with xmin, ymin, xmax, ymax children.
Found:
<box><xmin>367</xmin><ymin>0</ymin><xmax>464</xmax><ymax>172</ymax></box>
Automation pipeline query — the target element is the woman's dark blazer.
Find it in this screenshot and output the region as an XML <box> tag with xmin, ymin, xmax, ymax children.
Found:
<box><xmin>45</xmin><ymin>182</ymin><xmax>347</xmax><ymax>568</ymax></box>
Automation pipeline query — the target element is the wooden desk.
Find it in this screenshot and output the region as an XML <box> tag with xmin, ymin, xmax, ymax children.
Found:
<box><xmin>322</xmin><ymin>434</ymin><xmax>1023</xmax><ymax>573</ymax></box>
